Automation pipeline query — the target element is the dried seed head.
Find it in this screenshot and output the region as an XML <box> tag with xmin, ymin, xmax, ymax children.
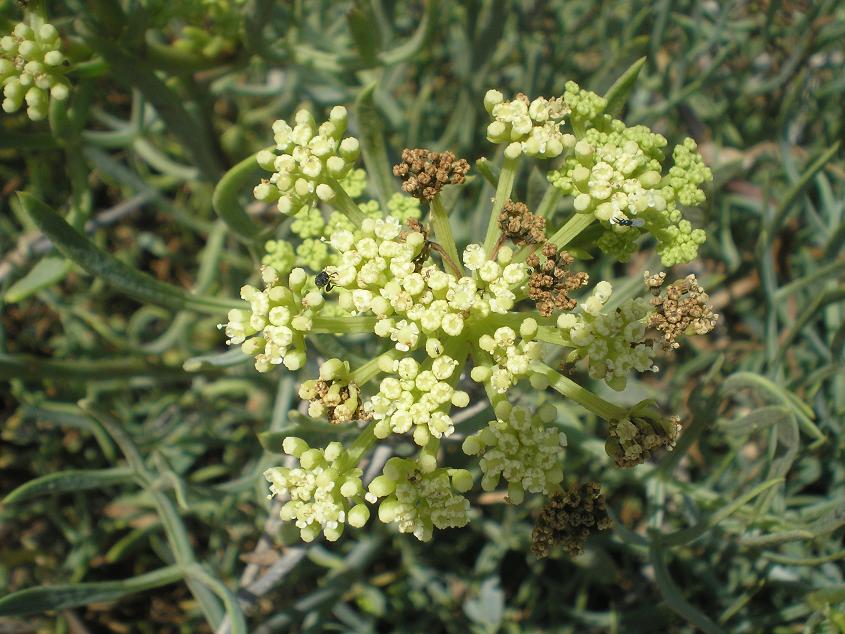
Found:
<box><xmin>498</xmin><ymin>199</ymin><xmax>546</xmax><ymax>246</ymax></box>
<box><xmin>531</xmin><ymin>482</ymin><xmax>612</xmax><ymax>558</ymax></box>
<box><xmin>392</xmin><ymin>148</ymin><xmax>470</xmax><ymax>201</ymax></box>
<box><xmin>299</xmin><ymin>378</ymin><xmax>368</xmax><ymax>424</ymax></box>
<box><xmin>526</xmin><ymin>244</ymin><xmax>589</xmax><ymax>316</ymax></box>
<box><xmin>645</xmin><ymin>272</ymin><xmax>718</xmax><ymax>350</ymax></box>
<box><xmin>605</xmin><ymin>412</ymin><xmax>682</xmax><ymax>468</ymax></box>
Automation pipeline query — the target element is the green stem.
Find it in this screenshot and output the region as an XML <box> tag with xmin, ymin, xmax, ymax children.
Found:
<box><xmin>351</xmin><ymin>351</ymin><xmax>394</xmax><ymax>385</ymax></box>
<box><xmin>347</xmin><ymin>420</ymin><xmax>379</xmax><ymax>465</ymax></box>
<box><xmin>545</xmin><ymin>213</ymin><xmax>596</xmax><ymax>250</ymax></box>
<box><xmin>482</xmin><ymin>155</ymin><xmax>519</xmax><ymax>254</ymax></box>
<box><xmin>530</xmin><ymin>361</ymin><xmax>625</xmax><ymax>421</ymax></box>
<box><xmin>311</xmin><ymin>315</ymin><xmax>377</xmax><ymax>334</ymax></box>
<box><xmin>535</xmin><ymin>184</ymin><xmax>562</xmax><ymax>219</ymax></box>
<box><xmin>429</xmin><ymin>195</ymin><xmax>464</xmax><ymax>276</ymax></box>
<box><xmin>327</xmin><ymin>179</ymin><xmax>365</xmax><ymax>227</ymax></box>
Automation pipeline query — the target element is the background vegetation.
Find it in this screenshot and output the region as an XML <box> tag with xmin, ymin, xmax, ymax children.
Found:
<box><xmin>1</xmin><ymin>1</ymin><xmax>844</xmax><ymax>632</ymax></box>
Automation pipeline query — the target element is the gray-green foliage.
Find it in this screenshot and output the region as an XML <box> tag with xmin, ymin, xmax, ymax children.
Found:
<box><xmin>1</xmin><ymin>0</ymin><xmax>844</xmax><ymax>632</ymax></box>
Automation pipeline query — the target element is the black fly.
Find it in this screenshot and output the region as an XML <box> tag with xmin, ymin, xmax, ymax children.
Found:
<box><xmin>609</xmin><ymin>216</ymin><xmax>645</xmax><ymax>228</ymax></box>
<box><xmin>315</xmin><ymin>270</ymin><xmax>337</xmax><ymax>292</ymax></box>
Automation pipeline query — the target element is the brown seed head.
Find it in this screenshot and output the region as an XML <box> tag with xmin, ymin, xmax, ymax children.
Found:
<box><xmin>392</xmin><ymin>148</ymin><xmax>470</xmax><ymax>201</ymax></box>
<box><xmin>526</xmin><ymin>244</ymin><xmax>588</xmax><ymax>316</ymax></box>
<box><xmin>531</xmin><ymin>482</ymin><xmax>612</xmax><ymax>558</ymax></box>
<box><xmin>498</xmin><ymin>199</ymin><xmax>546</xmax><ymax>246</ymax></box>
<box><xmin>644</xmin><ymin>272</ymin><xmax>718</xmax><ymax>350</ymax></box>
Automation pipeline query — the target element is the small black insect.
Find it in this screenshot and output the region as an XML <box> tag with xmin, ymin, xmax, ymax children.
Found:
<box><xmin>609</xmin><ymin>216</ymin><xmax>645</xmax><ymax>227</ymax></box>
<box><xmin>315</xmin><ymin>269</ymin><xmax>337</xmax><ymax>292</ymax></box>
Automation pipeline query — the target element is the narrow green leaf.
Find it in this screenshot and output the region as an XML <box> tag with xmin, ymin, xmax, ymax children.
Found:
<box><xmin>354</xmin><ymin>82</ymin><xmax>394</xmax><ymax>209</ymax></box>
<box><xmin>18</xmin><ymin>193</ymin><xmax>243</xmax><ymax>315</ymax></box>
<box><xmin>3</xmin><ymin>467</ymin><xmax>135</xmax><ymax>504</ymax></box>
<box><xmin>347</xmin><ymin>2</ymin><xmax>381</xmax><ymax>64</ymax></box>
<box><xmin>0</xmin><ymin>353</ymin><xmax>209</xmax><ymax>381</ymax></box>
<box><xmin>604</xmin><ymin>57</ymin><xmax>647</xmax><ymax>117</ymax></box>
<box><xmin>4</xmin><ymin>256</ymin><xmax>72</xmax><ymax>303</ymax></box>
<box><xmin>0</xmin><ymin>565</ymin><xmax>182</xmax><ymax>616</ymax></box>
<box><xmin>212</xmin><ymin>150</ymin><xmax>268</xmax><ymax>240</ymax></box>
<box><xmin>81</xmin><ymin>34</ymin><xmax>224</xmax><ymax>181</ymax></box>
<box><xmin>649</xmin><ymin>540</ymin><xmax>726</xmax><ymax>634</ymax></box>
<box><xmin>660</xmin><ymin>478</ymin><xmax>784</xmax><ymax>546</ymax></box>
<box><xmin>770</xmin><ymin>142</ymin><xmax>841</xmax><ymax>235</ymax></box>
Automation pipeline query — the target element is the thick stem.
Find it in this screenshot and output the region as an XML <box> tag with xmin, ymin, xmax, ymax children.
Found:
<box><xmin>515</xmin><ymin>212</ymin><xmax>595</xmax><ymax>264</ymax></box>
<box><xmin>482</xmin><ymin>155</ymin><xmax>519</xmax><ymax>254</ymax></box>
<box><xmin>429</xmin><ymin>195</ymin><xmax>464</xmax><ymax>276</ymax></box>
<box><xmin>530</xmin><ymin>361</ymin><xmax>626</xmax><ymax>421</ymax></box>
<box><xmin>536</xmin><ymin>184</ymin><xmax>562</xmax><ymax>219</ymax></box>
<box><xmin>311</xmin><ymin>315</ymin><xmax>377</xmax><ymax>334</ymax></box>
<box><xmin>547</xmin><ymin>213</ymin><xmax>596</xmax><ymax>249</ymax></box>
<box><xmin>327</xmin><ymin>179</ymin><xmax>365</xmax><ymax>227</ymax></box>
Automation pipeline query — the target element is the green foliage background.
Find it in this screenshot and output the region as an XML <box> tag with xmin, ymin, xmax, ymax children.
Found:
<box><xmin>1</xmin><ymin>1</ymin><xmax>844</xmax><ymax>632</ymax></box>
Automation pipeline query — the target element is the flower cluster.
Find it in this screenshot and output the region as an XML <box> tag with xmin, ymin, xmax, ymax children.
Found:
<box><xmin>462</xmin><ymin>402</ymin><xmax>566</xmax><ymax>503</ymax></box>
<box><xmin>366</xmin><ymin>457</ymin><xmax>472</xmax><ymax>542</ymax></box>
<box><xmin>232</xmin><ymin>78</ymin><xmax>718</xmax><ymax>551</ymax></box>
<box><xmin>557</xmin><ymin>281</ymin><xmax>657</xmax><ymax>391</ymax></box>
<box><xmin>531</xmin><ymin>482</ymin><xmax>612</xmax><ymax>558</ymax></box>
<box><xmin>369</xmin><ymin>355</ymin><xmax>469</xmax><ymax>446</ymax></box>
<box><xmin>470</xmin><ymin>319</ymin><xmax>542</xmax><ymax>394</ymax></box>
<box><xmin>221</xmin><ymin>267</ymin><xmax>323</xmax><ymax>372</ymax></box>
<box><xmin>547</xmin><ymin>89</ymin><xmax>712</xmax><ymax>266</ymax></box>
<box><xmin>254</xmin><ymin>107</ymin><xmax>360</xmax><ymax>215</ymax></box>
<box><xmin>264</xmin><ymin>438</ymin><xmax>369</xmax><ymax>542</ymax></box>
<box><xmin>1</xmin><ymin>22</ymin><xmax>69</xmax><ymax>121</ymax></box>
<box><xmin>484</xmin><ymin>90</ymin><xmax>574</xmax><ymax>159</ymax></box>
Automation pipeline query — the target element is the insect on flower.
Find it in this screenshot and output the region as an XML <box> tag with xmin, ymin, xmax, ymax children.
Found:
<box><xmin>609</xmin><ymin>216</ymin><xmax>645</xmax><ymax>228</ymax></box>
<box><xmin>314</xmin><ymin>269</ymin><xmax>337</xmax><ymax>292</ymax></box>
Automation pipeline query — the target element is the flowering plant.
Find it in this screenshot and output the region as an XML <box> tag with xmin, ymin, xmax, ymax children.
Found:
<box><xmin>222</xmin><ymin>76</ymin><xmax>717</xmax><ymax>555</ymax></box>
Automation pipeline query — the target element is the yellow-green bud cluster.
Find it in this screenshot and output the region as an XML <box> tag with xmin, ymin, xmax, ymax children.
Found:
<box><xmin>547</xmin><ymin>114</ymin><xmax>711</xmax><ymax>266</ymax></box>
<box><xmin>254</xmin><ymin>107</ymin><xmax>360</xmax><ymax>215</ymax></box>
<box><xmin>221</xmin><ymin>267</ymin><xmax>323</xmax><ymax>372</ymax></box>
<box><xmin>265</xmin><ymin>437</ymin><xmax>369</xmax><ymax>542</ymax></box>
<box><xmin>339</xmin><ymin>167</ymin><xmax>367</xmax><ymax>199</ymax></box>
<box><xmin>548</xmin><ymin>121</ymin><xmax>668</xmax><ymax>223</ymax></box>
<box><xmin>470</xmin><ymin>319</ymin><xmax>542</xmax><ymax>394</ymax></box>
<box><xmin>557</xmin><ymin>281</ymin><xmax>656</xmax><ymax>391</ymax></box>
<box><xmin>562</xmin><ymin>80</ymin><xmax>607</xmax><ymax>129</ymax></box>
<box><xmin>386</xmin><ymin>192</ymin><xmax>422</xmax><ymax>223</ymax></box>
<box><xmin>484</xmin><ymin>90</ymin><xmax>574</xmax><ymax>159</ymax></box>
<box><xmin>462</xmin><ymin>402</ymin><xmax>566</xmax><ymax>504</ymax></box>
<box><xmin>1</xmin><ymin>22</ymin><xmax>69</xmax><ymax>121</ymax></box>
<box><xmin>368</xmin><ymin>354</ymin><xmax>469</xmax><ymax>446</ymax></box>
<box><xmin>366</xmin><ymin>457</ymin><xmax>472</xmax><ymax>541</ymax></box>
<box><xmin>261</xmin><ymin>239</ymin><xmax>296</xmax><ymax>277</ymax></box>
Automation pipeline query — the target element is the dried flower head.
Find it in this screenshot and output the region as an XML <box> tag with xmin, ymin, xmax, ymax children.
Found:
<box><xmin>531</xmin><ymin>482</ymin><xmax>612</xmax><ymax>558</ymax></box>
<box><xmin>298</xmin><ymin>359</ymin><xmax>368</xmax><ymax>423</ymax></box>
<box><xmin>527</xmin><ymin>244</ymin><xmax>589</xmax><ymax>316</ymax></box>
<box><xmin>645</xmin><ymin>272</ymin><xmax>718</xmax><ymax>350</ymax></box>
<box><xmin>392</xmin><ymin>148</ymin><xmax>470</xmax><ymax>201</ymax></box>
<box><xmin>605</xmin><ymin>401</ymin><xmax>682</xmax><ymax>468</ymax></box>
<box><xmin>498</xmin><ymin>199</ymin><xmax>546</xmax><ymax>246</ymax></box>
